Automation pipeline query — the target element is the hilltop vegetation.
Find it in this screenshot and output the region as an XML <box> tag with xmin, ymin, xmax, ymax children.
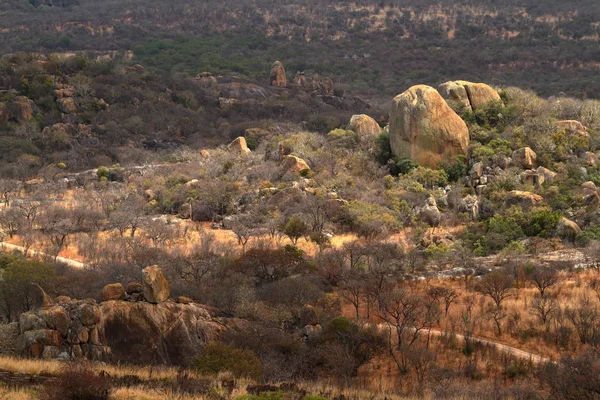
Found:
<box><xmin>1</xmin><ymin>0</ymin><xmax>600</xmax><ymax>97</ymax></box>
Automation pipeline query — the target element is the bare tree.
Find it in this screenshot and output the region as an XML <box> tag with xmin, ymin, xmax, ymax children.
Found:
<box><xmin>565</xmin><ymin>297</ymin><xmax>599</xmax><ymax>345</ymax></box>
<box><xmin>475</xmin><ymin>270</ymin><xmax>514</xmax><ymax>308</ymax></box>
<box><xmin>529</xmin><ymin>294</ymin><xmax>558</xmax><ymax>330</ymax></box>
<box><xmin>529</xmin><ymin>267</ymin><xmax>559</xmax><ymax>297</ymax></box>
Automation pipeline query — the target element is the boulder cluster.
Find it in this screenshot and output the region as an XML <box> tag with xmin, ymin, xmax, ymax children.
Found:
<box><xmin>18</xmin><ymin>266</ymin><xmax>224</xmax><ymax>365</ymax></box>
<box><xmin>0</xmin><ymin>96</ymin><xmax>34</xmax><ymax>128</ymax></box>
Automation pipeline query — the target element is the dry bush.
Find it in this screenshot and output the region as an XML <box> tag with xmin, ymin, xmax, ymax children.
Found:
<box><xmin>43</xmin><ymin>365</ymin><xmax>111</xmax><ymax>400</ymax></box>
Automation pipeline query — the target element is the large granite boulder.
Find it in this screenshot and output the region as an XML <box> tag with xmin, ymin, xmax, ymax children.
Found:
<box><xmin>389</xmin><ymin>85</ymin><xmax>469</xmax><ymax>168</ymax></box>
<box><xmin>0</xmin><ymin>96</ymin><xmax>34</xmax><ymax>127</ymax></box>
<box><xmin>346</xmin><ymin>114</ymin><xmax>381</xmax><ymax>137</ymax></box>
<box><xmin>142</xmin><ymin>265</ymin><xmax>170</xmax><ymax>304</ymax></box>
<box><xmin>281</xmin><ymin>155</ymin><xmax>310</xmax><ymax>174</ymax></box>
<box><xmin>228</xmin><ymin>136</ymin><xmax>251</xmax><ymax>154</ymax></box>
<box><xmin>506</xmin><ymin>190</ymin><xmax>543</xmax><ymax>207</ymax></box>
<box><xmin>439</xmin><ymin>81</ymin><xmax>502</xmax><ymax>111</ymax></box>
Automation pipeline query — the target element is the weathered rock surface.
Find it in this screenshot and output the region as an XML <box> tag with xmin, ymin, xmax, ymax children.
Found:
<box><xmin>506</xmin><ymin>190</ymin><xmax>543</xmax><ymax>207</ymax></box>
<box><xmin>281</xmin><ymin>155</ymin><xmax>310</xmax><ymax>174</ymax></box>
<box><xmin>555</xmin><ymin>217</ymin><xmax>582</xmax><ymax>240</ymax></box>
<box><xmin>346</xmin><ymin>114</ymin><xmax>381</xmax><ymax>137</ymax></box>
<box><xmin>19</xmin><ymin>299</ymin><xmax>225</xmax><ymax>365</ymax></box>
<box><xmin>585</xmin><ymin>152</ymin><xmax>598</xmax><ymax>166</ymax></box>
<box><xmin>101</xmin><ymin>283</ymin><xmax>126</xmax><ymax>302</ymax></box>
<box><xmin>439</xmin><ymin>81</ymin><xmax>501</xmax><ymax>111</ymax></box>
<box><xmin>0</xmin><ymin>96</ymin><xmax>34</xmax><ymax>127</ymax></box>
<box><xmin>512</xmin><ymin>147</ymin><xmax>537</xmax><ymax>169</ymax></box>
<box><xmin>57</xmin><ymin>97</ymin><xmax>77</xmax><ymax>114</ymax></box>
<box><xmin>228</xmin><ymin>136</ymin><xmax>251</xmax><ymax>154</ymax></box>
<box><xmin>142</xmin><ymin>265</ymin><xmax>170</xmax><ymax>304</ymax></box>
<box><xmin>269</xmin><ymin>61</ymin><xmax>287</xmax><ymax>88</ymax></box>
<box><xmin>556</xmin><ymin>120</ymin><xmax>588</xmax><ymax>136</ymax></box>
<box><xmin>389</xmin><ymin>85</ymin><xmax>469</xmax><ymax>168</ymax></box>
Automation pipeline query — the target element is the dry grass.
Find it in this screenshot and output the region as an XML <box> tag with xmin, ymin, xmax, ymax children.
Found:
<box><xmin>0</xmin><ymin>386</ymin><xmax>37</xmax><ymax>400</ymax></box>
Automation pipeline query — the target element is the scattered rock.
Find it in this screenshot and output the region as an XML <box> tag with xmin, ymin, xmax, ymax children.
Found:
<box><xmin>346</xmin><ymin>114</ymin><xmax>381</xmax><ymax>137</ymax></box>
<box><xmin>512</xmin><ymin>147</ymin><xmax>537</xmax><ymax>169</ymax></box>
<box><xmin>142</xmin><ymin>265</ymin><xmax>170</xmax><ymax>304</ymax></box>
<box><xmin>281</xmin><ymin>155</ymin><xmax>310</xmax><ymax>174</ymax></box>
<box><xmin>101</xmin><ymin>284</ymin><xmax>127</xmax><ymax>302</ymax></box>
<box><xmin>389</xmin><ymin>85</ymin><xmax>469</xmax><ymax>168</ymax></box>
<box><xmin>228</xmin><ymin>136</ymin><xmax>251</xmax><ymax>154</ymax></box>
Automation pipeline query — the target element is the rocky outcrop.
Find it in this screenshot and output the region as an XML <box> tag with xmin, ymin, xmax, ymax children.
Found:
<box><xmin>585</xmin><ymin>152</ymin><xmax>598</xmax><ymax>166</ymax></box>
<box><xmin>281</xmin><ymin>155</ymin><xmax>310</xmax><ymax>174</ymax></box>
<box><xmin>18</xmin><ymin>272</ymin><xmax>226</xmax><ymax>365</ymax></box>
<box><xmin>459</xmin><ymin>195</ymin><xmax>479</xmax><ymax>221</ymax></box>
<box><xmin>556</xmin><ymin>120</ymin><xmax>588</xmax><ymax>136</ymax></box>
<box><xmin>506</xmin><ymin>190</ymin><xmax>543</xmax><ymax>207</ymax></box>
<box><xmin>512</xmin><ymin>147</ymin><xmax>537</xmax><ymax>169</ymax></box>
<box><xmin>57</xmin><ymin>97</ymin><xmax>77</xmax><ymax>114</ymax></box>
<box><xmin>0</xmin><ymin>96</ymin><xmax>34</xmax><ymax>127</ymax></box>
<box><xmin>346</xmin><ymin>114</ymin><xmax>381</xmax><ymax>137</ymax></box>
<box><xmin>19</xmin><ymin>298</ymin><xmax>225</xmax><ymax>365</ymax></box>
<box><xmin>438</xmin><ymin>81</ymin><xmax>501</xmax><ymax>111</ymax></box>
<box><xmin>389</xmin><ymin>85</ymin><xmax>469</xmax><ymax>168</ymax></box>
<box><xmin>419</xmin><ymin>196</ymin><xmax>442</xmax><ymax>227</ymax></box>
<box><xmin>228</xmin><ymin>136</ymin><xmax>251</xmax><ymax>154</ymax></box>
<box><xmin>142</xmin><ymin>265</ymin><xmax>170</xmax><ymax>304</ymax></box>
<box><xmin>555</xmin><ymin>217</ymin><xmax>581</xmax><ymax>241</ymax></box>
<box><xmin>269</xmin><ymin>61</ymin><xmax>287</xmax><ymax>88</ymax></box>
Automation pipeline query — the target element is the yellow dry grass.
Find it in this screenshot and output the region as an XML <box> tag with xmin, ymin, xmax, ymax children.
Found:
<box><xmin>0</xmin><ymin>386</ymin><xmax>37</xmax><ymax>400</ymax></box>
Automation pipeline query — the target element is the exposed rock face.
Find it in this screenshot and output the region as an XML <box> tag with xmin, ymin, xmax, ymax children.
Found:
<box><xmin>389</xmin><ymin>85</ymin><xmax>469</xmax><ymax>168</ymax></box>
<box><xmin>57</xmin><ymin>97</ymin><xmax>77</xmax><ymax>114</ymax></box>
<box><xmin>506</xmin><ymin>190</ymin><xmax>543</xmax><ymax>207</ymax></box>
<box><xmin>0</xmin><ymin>96</ymin><xmax>34</xmax><ymax>127</ymax></box>
<box><xmin>19</xmin><ymin>299</ymin><xmax>225</xmax><ymax>365</ymax></box>
<box><xmin>142</xmin><ymin>265</ymin><xmax>170</xmax><ymax>304</ymax></box>
<box><xmin>281</xmin><ymin>155</ymin><xmax>310</xmax><ymax>174</ymax></box>
<box><xmin>228</xmin><ymin>136</ymin><xmax>251</xmax><ymax>154</ymax></box>
<box><xmin>555</xmin><ymin>217</ymin><xmax>582</xmax><ymax>240</ymax></box>
<box><xmin>346</xmin><ymin>114</ymin><xmax>381</xmax><ymax>137</ymax></box>
<box><xmin>585</xmin><ymin>152</ymin><xmax>598</xmax><ymax>166</ymax></box>
<box><xmin>512</xmin><ymin>147</ymin><xmax>537</xmax><ymax>169</ymax></box>
<box><xmin>269</xmin><ymin>61</ymin><xmax>287</xmax><ymax>88</ymax></box>
<box><xmin>556</xmin><ymin>120</ymin><xmax>588</xmax><ymax>136</ymax></box>
<box><xmin>101</xmin><ymin>284</ymin><xmax>126</xmax><ymax>302</ymax></box>
<box><xmin>419</xmin><ymin>196</ymin><xmax>442</xmax><ymax>227</ymax></box>
<box><xmin>536</xmin><ymin>166</ymin><xmax>557</xmax><ymax>182</ymax></box>
<box><xmin>439</xmin><ymin>81</ymin><xmax>501</xmax><ymax>111</ymax></box>
<box><xmin>459</xmin><ymin>195</ymin><xmax>479</xmax><ymax>221</ymax></box>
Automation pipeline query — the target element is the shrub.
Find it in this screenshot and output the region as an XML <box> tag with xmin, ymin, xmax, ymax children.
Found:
<box><xmin>44</xmin><ymin>366</ymin><xmax>110</xmax><ymax>400</ymax></box>
<box><xmin>194</xmin><ymin>343</ymin><xmax>263</xmax><ymax>380</ymax></box>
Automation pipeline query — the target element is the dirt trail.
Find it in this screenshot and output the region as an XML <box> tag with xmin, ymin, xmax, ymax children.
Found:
<box><xmin>0</xmin><ymin>242</ymin><xmax>88</xmax><ymax>269</ymax></box>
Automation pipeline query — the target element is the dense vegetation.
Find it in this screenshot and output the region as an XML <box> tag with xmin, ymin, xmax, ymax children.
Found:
<box><xmin>1</xmin><ymin>0</ymin><xmax>600</xmax><ymax>97</ymax></box>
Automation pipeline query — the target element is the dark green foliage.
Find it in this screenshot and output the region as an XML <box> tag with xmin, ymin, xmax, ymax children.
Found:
<box><xmin>523</xmin><ymin>209</ymin><xmax>560</xmax><ymax>238</ymax></box>
<box><xmin>194</xmin><ymin>343</ymin><xmax>263</xmax><ymax>380</ymax></box>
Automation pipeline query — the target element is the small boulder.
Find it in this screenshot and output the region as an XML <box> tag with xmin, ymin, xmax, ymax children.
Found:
<box><xmin>581</xmin><ymin>181</ymin><xmax>597</xmax><ymax>191</ymax></box>
<box><xmin>439</xmin><ymin>81</ymin><xmax>501</xmax><ymax>111</ymax></box>
<box><xmin>346</xmin><ymin>114</ymin><xmax>381</xmax><ymax>137</ymax></box>
<box><xmin>228</xmin><ymin>136</ymin><xmax>251</xmax><ymax>154</ymax></box>
<box><xmin>536</xmin><ymin>166</ymin><xmax>557</xmax><ymax>182</ymax></box>
<box><xmin>142</xmin><ymin>265</ymin><xmax>170</xmax><ymax>304</ymax></box>
<box><xmin>555</xmin><ymin>217</ymin><xmax>582</xmax><ymax>241</ymax></box>
<box><xmin>512</xmin><ymin>147</ymin><xmax>537</xmax><ymax>169</ymax></box>
<box><xmin>101</xmin><ymin>283</ymin><xmax>127</xmax><ymax>302</ymax></box>
<box><xmin>584</xmin><ymin>152</ymin><xmax>598</xmax><ymax>166</ymax></box>
<box><xmin>19</xmin><ymin>312</ymin><xmax>46</xmax><ymax>334</ymax></box>
<box><xmin>76</xmin><ymin>303</ymin><xmax>101</xmax><ymax>327</ymax></box>
<box><xmin>299</xmin><ymin>305</ymin><xmax>318</xmax><ymax>326</ymax></box>
<box><xmin>506</xmin><ymin>190</ymin><xmax>543</xmax><ymax>207</ymax></box>
<box><xmin>470</xmin><ymin>162</ymin><xmax>484</xmax><ymax>179</ymax></box>
<box><xmin>281</xmin><ymin>155</ymin><xmax>310</xmax><ymax>174</ymax></box>
<box><xmin>556</xmin><ymin>120</ymin><xmax>588</xmax><ymax>136</ymax></box>
<box><xmin>126</xmin><ymin>282</ymin><xmax>144</xmax><ymax>295</ymax></box>
<box><xmin>57</xmin><ymin>97</ymin><xmax>78</xmax><ymax>114</ymax></box>
<box><xmin>38</xmin><ymin>306</ymin><xmax>69</xmax><ymax>337</ymax></box>
<box><xmin>176</xmin><ymin>296</ymin><xmax>193</xmax><ymax>304</ymax></box>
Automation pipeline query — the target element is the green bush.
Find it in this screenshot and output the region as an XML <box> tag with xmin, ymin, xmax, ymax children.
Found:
<box><xmin>194</xmin><ymin>343</ymin><xmax>263</xmax><ymax>380</ymax></box>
